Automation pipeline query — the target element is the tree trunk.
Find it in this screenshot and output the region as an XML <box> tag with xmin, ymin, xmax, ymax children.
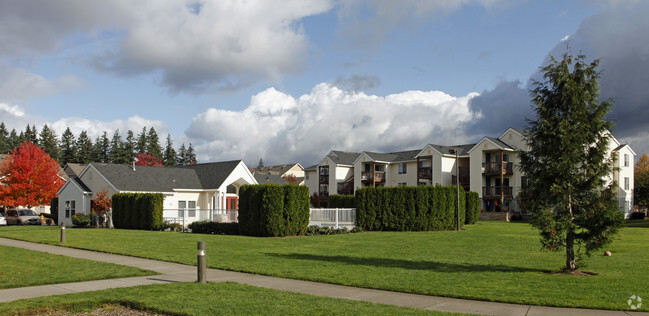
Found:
<box><xmin>565</xmin><ymin>227</ymin><xmax>577</xmax><ymax>271</ymax></box>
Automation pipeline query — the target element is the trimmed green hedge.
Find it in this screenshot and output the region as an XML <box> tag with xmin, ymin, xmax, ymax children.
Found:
<box><xmin>238</xmin><ymin>184</ymin><xmax>310</xmax><ymax>237</ymax></box>
<box><xmin>50</xmin><ymin>197</ymin><xmax>58</xmax><ymax>225</ymax></box>
<box><xmin>465</xmin><ymin>191</ymin><xmax>480</xmax><ymax>224</ymax></box>
<box><xmin>112</xmin><ymin>193</ymin><xmax>164</xmax><ymax>230</ymax></box>
<box><xmin>355</xmin><ymin>185</ymin><xmax>467</xmax><ymax>231</ymax></box>
<box><xmin>188</xmin><ymin>221</ymin><xmax>239</xmax><ymax>235</ymax></box>
<box><xmin>328</xmin><ymin>194</ymin><xmax>355</xmax><ymax>208</ymax></box>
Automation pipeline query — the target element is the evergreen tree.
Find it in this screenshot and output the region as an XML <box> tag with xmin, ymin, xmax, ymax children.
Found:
<box><xmin>186</xmin><ymin>143</ymin><xmax>197</xmax><ymax>164</ymax></box>
<box><xmin>7</xmin><ymin>129</ymin><xmax>19</xmax><ymax>151</ymax></box>
<box><xmin>38</xmin><ymin>124</ymin><xmax>59</xmax><ymax>162</ymax></box>
<box><xmin>0</xmin><ymin>122</ymin><xmax>9</xmax><ymax>153</ymax></box>
<box><xmin>76</xmin><ymin>131</ymin><xmax>93</xmax><ymax>164</ymax></box>
<box><xmin>24</xmin><ymin>125</ymin><xmax>38</xmax><ymax>145</ymax></box>
<box><xmin>109</xmin><ymin>130</ymin><xmax>124</xmax><ymax>164</ymax></box>
<box><xmin>147</xmin><ymin>127</ymin><xmax>162</xmax><ymax>159</ymax></box>
<box><xmin>635</xmin><ymin>153</ymin><xmax>649</xmax><ymax>208</ymax></box>
<box><xmin>93</xmin><ymin>132</ymin><xmax>110</xmax><ymax>163</ymax></box>
<box><xmin>257</xmin><ymin>158</ymin><xmax>264</xmax><ymax>169</ymax></box>
<box><xmin>60</xmin><ymin>128</ymin><xmax>76</xmax><ymax>165</ymax></box>
<box><xmin>123</xmin><ymin>130</ymin><xmax>136</xmax><ymax>163</ymax></box>
<box><xmin>136</xmin><ymin>127</ymin><xmax>148</xmax><ymax>154</ymax></box>
<box><xmin>518</xmin><ymin>53</ymin><xmax>623</xmax><ymax>272</ymax></box>
<box><xmin>177</xmin><ymin>143</ymin><xmax>187</xmax><ymax>165</ymax></box>
<box><xmin>163</xmin><ymin>134</ymin><xmax>177</xmax><ymax>167</ymax></box>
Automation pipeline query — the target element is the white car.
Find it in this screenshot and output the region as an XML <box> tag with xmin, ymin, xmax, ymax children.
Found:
<box><xmin>0</xmin><ymin>213</ymin><xmax>6</xmax><ymax>226</ymax></box>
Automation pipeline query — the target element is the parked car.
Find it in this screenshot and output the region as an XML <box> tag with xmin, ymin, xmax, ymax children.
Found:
<box><xmin>4</xmin><ymin>209</ymin><xmax>42</xmax><ymax>225</ymax></box>
<box><xmin>0</xmin><ymin>213</ymin><xmax>6</xmax><ymax>226</ymax></box>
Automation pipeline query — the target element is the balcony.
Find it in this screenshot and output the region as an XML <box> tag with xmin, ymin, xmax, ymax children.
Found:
<box><xmin>451</xmin><ymin>175</ymin><xmax>470</xmax><ymax>190</ymax></box>
<box><xmin>319</xmin><ymin>175</ymin><xmax>329</xmax><ymax>183</ymax></box>
<box><xmin>482</xmin><ymin>162</ymin><xmax>513</xmax><ymax>175</ymax></box>
<box><xmin>482</xmin><ymin>186</ymin><xmax>513</xmax><ymax>199</ymax></box>
<box><xmin>361</xmin><ymin>171</ymin><xmax>385</xmax><ymax>183</ymax></box>
<box><xmin>337</xmin><ymin>182</ymin><xmax>354</xmax><ymax>195</ymax></box>
<box><xmin>417</xmin><ymin>167</ymin><xmax>432</xmax><ymax>179</ymax></box>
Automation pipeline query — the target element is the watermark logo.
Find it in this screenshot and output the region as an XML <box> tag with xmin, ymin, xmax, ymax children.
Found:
<box><xmin>628</xmin><ymin>295</ymin><xmax>642</xmax><ymax>310</ymax></box>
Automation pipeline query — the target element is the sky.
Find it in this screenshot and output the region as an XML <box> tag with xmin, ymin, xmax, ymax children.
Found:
<box><xmin>1</xmin><ymin>0</ymin><xmax>648</xmax><ymax>167</ymax></box>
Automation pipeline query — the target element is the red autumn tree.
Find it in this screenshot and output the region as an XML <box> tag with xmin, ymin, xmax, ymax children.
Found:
<box><xmin>282</xmin><ymin>174</ymin><xmax>298</xmax><ymax>185</ymax></box>
<box><xmin>134</xmin><ymin>152</ymin><xmax>164</xmax><ymax>167</ymax></box>
<box><xmin>91</xmin><ymin>191</ymin><xmax>112</xmax><ymax>215</ymax></box>
<box><xmin>0</xmin><ymin>141</ymin><xmax>64</xmax><ymax>208</ymax></box>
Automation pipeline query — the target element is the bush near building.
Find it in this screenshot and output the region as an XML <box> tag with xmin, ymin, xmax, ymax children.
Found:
<box><xmin>355</xmin><ymin>185</ymin><xmax>467</xmax><ymax>231</ymax></box>
<box><xmin>465</xmin><ymin>191</ymin><xmax>480</xmax><ymax>225</ymax></box>
<box><xmin>112</xmin><ymin>193</ymin><xmax>164</xmax><ymax>230</ymax></box>
<box><xmin>328</xmin><ymin>194</ymin><xmax>355</xmax><ymax>208</ymax></box>
<box><xmin>238</xmin><ymin>184</ymin><xmax>310</xmax><ymax>237</ymax></box>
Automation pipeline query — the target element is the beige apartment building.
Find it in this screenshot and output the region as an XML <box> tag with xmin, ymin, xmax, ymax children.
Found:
<box><xmin>305</xmin><ymin>128</ymin><xmax>636</xmax><ymax>218</ymax></box>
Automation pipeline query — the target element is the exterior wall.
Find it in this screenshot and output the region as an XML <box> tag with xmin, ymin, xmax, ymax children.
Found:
<box><xmin>57</xmin><ymin>183</ymin><xmax>92</xmax><ymax>226</ymax></box>
<box><xmin>283</xmin><ymin>164</ymin><xmax>305</xmax><ymax>178</ymax></box>
<box><xmin>386</xmin><ymin>161</ymin><xmax>417</xmax><ymax>186</ymax></box>
<box><xmin>305</xmin><ymin>169</ymin><xmax>318</xmax><ymax>195</ymax></box>
<box><xmin>440</xmin><ymin>156</ymin><xmax>455</xmax><ymax>186</ymax></box>
<box><xmin>614</xmin><ymin>146</ymin><xmax>635</xmax><ymax>218</ymax></box>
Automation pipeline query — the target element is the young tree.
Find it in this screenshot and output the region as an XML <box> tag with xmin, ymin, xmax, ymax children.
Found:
<box><xmin>163</xmin><ymin>134</ymin><xmax>177</xmax><ymax>167</ymax></box>
<box><xmin>75</xmin><ymin>131</ymin><xmax>93</xmax><ymax>164</ymax></box>
<box><xmin>635</xmin><ymin>153</ymin><xmax>649</xmax><ymax>207</ymax></box>
<box><xmin>519</xmin><ymin>53</ymin><xmax>623</xmax><ymax>272</ymax></box>
<box><xmin>257</xmin><ymin>158</ymin><xmax>264</xmax><ymax>170</ymax></box>
<box><xmin>38</xmin><ymin>124</ymin><xmax>59</xmax><ymax>162</ymax></box>
<box><xmin>60</xmin><ymin>128</ymin><xmax>76</xmax><ymax>165</ymax></box>
<box><xmin>0</xmin><ymin>142</ymin><xmax>64</xmax><ymax>208</ymax></box>
<box><xmin>91</xmin><ymin>191</ymin><xmax>113</xmax><ymax>228</ymax></box>
<box><xmin>134</xmin><ymin>152</ymin><xmax>164</xmax><ymax>167</ymax></box>
<box><xmin>147</xmin><ymin>127</ymin><xmax>162</xmax><ymax>159</ymax></box>
<box><xmin>283</xmin><ymin>174</ymin><xmax>298</xmax><ymax>185</ymax></box>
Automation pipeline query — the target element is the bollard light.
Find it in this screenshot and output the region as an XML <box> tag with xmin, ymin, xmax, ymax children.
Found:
<box><xmin>197</xmin><ymin>241</ymin><xmax>206</xmax><ymax>283</ymax></box>
<box><xmin>60</xmin><ymin>222</ymin><xmax>66</xmax><ymax>243</ymax></box>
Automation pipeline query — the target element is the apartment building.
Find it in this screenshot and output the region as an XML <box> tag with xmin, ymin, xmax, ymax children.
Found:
<box><xmin>305</xmin><ymin>128</ymin><xmax>635</xmax><ymax>218</ymax></box>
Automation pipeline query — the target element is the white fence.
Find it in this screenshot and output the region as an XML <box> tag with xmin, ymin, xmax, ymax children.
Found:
<box><xmin>309</xmin><ymin>208</ymin><xmax>356</xmax><ymax>228</ymax></box>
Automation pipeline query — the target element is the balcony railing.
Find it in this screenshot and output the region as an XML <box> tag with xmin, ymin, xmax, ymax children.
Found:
<box><xmin>417</xmin><ymin>167</ymin><xmax>432</xmax><ymax>178</ymax></box>
<box><xmin>482</xmin><ymin>186</ymin><xmax>513</xmax><ymax>198</ymax></box>
<box><xmin>482</xmin><ymin>162</ymin><xmax>513</xmax><ymax>175</ymax></box>
<box><xmin>319</xmin><ymin>175</ymin><xmax>329</xmax><ymax>183</ymax></box>
<box><xmin>361</xmin><ymin>171</ymin><xmax>385</xmax><ymax>182</ymax></box>
<box><xmin>337</xmin><ymin>182</ymin><xmax>354</xmax><ymax>195</ymax></box>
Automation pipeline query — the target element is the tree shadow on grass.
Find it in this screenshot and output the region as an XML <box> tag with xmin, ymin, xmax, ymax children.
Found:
<box><xmin>265</xmin><ymin>253</ymin><xmax>550</xmax><ymax>274</ymax></box>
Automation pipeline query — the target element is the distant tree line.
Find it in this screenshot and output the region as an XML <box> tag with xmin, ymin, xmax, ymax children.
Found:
<box><xmin>0</xmin><ymin>122</ymin><xmax>197</xmax><ymax>167</ymax></box>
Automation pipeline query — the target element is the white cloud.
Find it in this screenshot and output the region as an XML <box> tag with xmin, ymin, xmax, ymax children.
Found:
<box><xmin>49</xmin><ymin>116</ymin><xmax>167</xmax><ymax>140</ymax></box>
<box><xmin>0</xmin><ymin>64</ymin><xmax>83</xmax><ymax>103</ymax></box>
<box><xmin>186</xmin><ymin>83</ymin><xmax>478</xmax><ymax>165</ymax></box>
<box><xmin>0</xmin><ymin>103</ymin><xmax>25</xmax><ymax>117</ymax></box>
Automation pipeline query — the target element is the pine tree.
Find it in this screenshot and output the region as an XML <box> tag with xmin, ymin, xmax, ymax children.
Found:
<box><xmin>109</xmin><ymin>130</ymin><xmax>124</xmax><ymax>164</ymax></box>
<box><xmin>0</xmin><ymin>122</ymin><xmax>9</xmax><ymax>154</ymax></box>
<box><xmin>7</xmin><ymin>129</ymin><xmax>19</xmax><ymax>151</ymax></box>
<box><xmin>177</xmin><ymin>143</ymin><xmax>187</xmax><ymax>165</ymax></box>
<box><xmin>163</xmin><ymin>134</ymin><xmax>177</xmax><ymax>167</ymax></box>
<box><xmin>136</xmin><ymin>127</ymin><xmax>148</xmax><ymax>154</ymax></box>
<box><xmin>75</xmin><ymin>131</ymin><xmax>93</xmax><ymax>164</ymax></box>
<box><xmin>60</xmin><ymin>128</ymin><xmax>76</xmax><ymax>166</ymax></box>
<box><xmin>147</xmin><ymin>127</ymin><xmax>162</xmax><ymax>159</ymax></box>
<box><xmin>635</xmin><ymin>153</ymin><xmax>649</xmax><ymax>207</ymax></box>
<box><xmin>518</xmin><ymin>52</ymin><xmax>623</xmax><ymax>272</ymax></box>
<box><xmin>123</xmin><ymin>130</ymin><xmax>136</xmax><ymax>163</ymax></box>
<box><xmin>38</xmin><ymin>124</ymin><xmax>59</xmax><ymax>162</ymax></box>
<box><xmin>25</xmin><ymin>125</ymin><xmax>38</xmax><ymax>145</ymax></box>
<box><xmin>256</xmin><ymin>158</ymin><xmax>264</xmax><ymax>170</ymax></box>
<box><xmin>186</xmin><ymin>143</ymin><xmax>197</xmax><ymax>164</ymax></box>
<box><xmin>92</xmin><ymin>132</ymin><xmax>110</xmax><ymax>163</ymax></box>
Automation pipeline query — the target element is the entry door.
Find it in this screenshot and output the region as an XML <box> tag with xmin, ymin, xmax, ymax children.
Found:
<box><xmin>226</xmin><ymin>197</ymin><xmax>238</xmax><ymax>222</ymax></box>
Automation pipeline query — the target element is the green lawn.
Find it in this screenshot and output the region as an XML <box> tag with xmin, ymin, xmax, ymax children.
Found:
<box><xmin>0</xmin><ymin>282</ymin><xmax>454</xmax><ymax>315</ymax></box>
<box><xmin>0</xmin><ymin>245</ymin><xmax>156</xmax><ymax>289</ymax></box>
<box><xmin>0</xmin><ymin>222</ymin><xmax>646</xmax><ymax>311</ymax></box>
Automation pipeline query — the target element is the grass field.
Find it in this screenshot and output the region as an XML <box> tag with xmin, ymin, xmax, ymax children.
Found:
<box><xmin>0</xmin><ymin>222</ymin><xmax>647</xmax><ymax>311</ymax></box>
<box><xmin>0</xmin><ymin>282</ymin><xmax>454</xmax><ymax>315</ymax></box>
<box><xmin>0</xmin><ymin>245</ymin><xmax>155</xmax><ymax>289</ymax></box>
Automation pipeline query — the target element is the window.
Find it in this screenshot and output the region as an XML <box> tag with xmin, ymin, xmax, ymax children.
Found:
<box><xmin>65</xmin><ymin>200</ymin><xmax>76</xmax><ymax>218</ymax></box>
<box><xmin>188</xmin><ymin>201</ymin><xmax>196</xmax><ymax>217</ymax></box>
<box><xmin>624</xmin><ymin>154</ymin><xmax>629</xmax><ymax>167</ymax></box>
<box><xmin>178</xmin><ymin>201</ymin><xmax>186</xmax><ymax>217</ymax></box>
<box><xmin>625</xmin><ymin>177</ymin><xmax>630</xmax><ymax>191</ymax></box>
<box><xmin>305</xmin><ymin>172</ymin><xmax>309</xmax><ymax>180</ymax></box>
<box><xmin>398</xmin><ymin>163</ymin><xmax>407</xmax><ymax>174</ymax></box>
<box><xmin>398</xmin><ymin>182</ymin><xmax>407</xmax><ymax>187</ymax></box>
<box><xmin>319</xmin><ymin>166</ymin><xmax>329</xmax><ymax>175</ymax></box>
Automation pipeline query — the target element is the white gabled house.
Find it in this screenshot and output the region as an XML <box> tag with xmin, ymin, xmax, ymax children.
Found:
<box><xmin>56</xmin><ymin>160</ymin><xmax>257</xmax><ymax>226</ymax></box>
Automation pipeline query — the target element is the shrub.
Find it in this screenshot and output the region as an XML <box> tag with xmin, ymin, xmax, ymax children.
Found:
<box><xmin>328</xmin><ymin>195</ymin><xmax>355</xmax><ymax>208</ymax></box>
<box><xmin>188</xmin><ymin>221</ymin><xmax>239</xmax><ymax>235</ymax></box>
<box><xmin>629</xmin><ymin>212</ymin><xmax>646</xmax><ymax>220</ymax></box>
<box><xmin>304</xmin><ymin>225</ymin><xmax>356</xmax><ymax>236</ymax></box>
<box><xmin>112</xmin><ymin>193</ymin><xmax>164</xmax><ymax>230</ymax></box>
<box><xmin>71</xmin><ymin>213</ymin><xmax>90</xmax><ymax>227</ymax></box>
<box><xmin>162</xmin><ymin>221</ymin><xmax>183</xmax><ymax>232</ymax></box>
<box><xmin>239</xmin><ymin>184</ymin><xmax>310</xmax><ymax>237</ymax></box>
<box><xmin>465</xmin><ymin>191</ymin><xmax>480</xmax><ymax>225</ymax></box>
<box><xmin>355</xmin><ymin>185</ymin><xmax>469</xmax><ymax>231</ymax></box>
<box><xmin>50</xmin><ymin>197</ymin><xmax>58</xmax><ymax>225</ymax></box>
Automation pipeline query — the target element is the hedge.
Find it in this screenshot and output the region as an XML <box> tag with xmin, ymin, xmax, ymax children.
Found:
<box><xmin>328</xmin><ymin>194</ymin><xmax>355</xmax><ymax>208</ymax></box>
<box><xmin>355</xmin><ymin>185</ymin><xmax>467</xmax><ymax>231</ymax></box>
<box><xmin>465</xmin><ymin>191</ymin><xmax>481</xmax><ymax>224</ymax></box>
<box><xmin>50</xmin><ymin>197</ymin><xmax>58</xmax><ymax>225</ymax></box>
<box><xmin>112</xmin><ymin>193</ymin><xmax>164</xmax><ymax>230</ymax></box>
<box><xmin>188</xmin><ymin>221</ymin><xmax>239</xmax><ymax>235</ymax></box>
<box><xmin>238</xmin><ymin>184</ymin><xmax>310</xmax><ymax>237</ymax></box>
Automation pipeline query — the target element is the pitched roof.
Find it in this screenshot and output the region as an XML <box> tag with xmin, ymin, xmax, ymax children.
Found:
<box><xmin>64</xmin><ymin>163</ymin><xmax>87</xmax><ymax>178</ymax></box>
<box><xmin>421</xmin><ymin>143</ymin><xmax>475</xmax><ymax>157</ymax></box>
<box><xmin>364</xmin><ymin>149</ymin><xmax>421</xmax><ymax>163</ymax></box>
<box><xmin>255</xmin><ymin>163</ymin><xmax>303</xmax><ymax>176</ymax></box>
<box><xmin>88</xmin><ymin>160</ymin><xmax>244</xmax><ymax>192</ymax></box>
<box><xmin>254</xmin><ymin>173</ymin><xmax>288</xmax><ymax>185</ymax></box>
<box><xmin>326</xmin><ymin>151</ymin><xmax>362</xmax><ymax>166</ymax></box>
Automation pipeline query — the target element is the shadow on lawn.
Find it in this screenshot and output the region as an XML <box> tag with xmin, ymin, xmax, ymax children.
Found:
<box><xmin>266</xmin><ymin>253</ymin><xmax>549</xmax><ymax>273</ymax></box>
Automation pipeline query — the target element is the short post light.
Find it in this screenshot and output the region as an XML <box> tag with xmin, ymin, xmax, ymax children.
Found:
<box><xmin>60</xmin><ymin>222</ymin><xmax>66</xmax><ymax>243</ymax></box>
<box><xmin>197</xmin><ymin>241</ymin><xmax>206</xmax><ymax>283</ymax></box>
<box><xmin>449</xmin><ymin>149</ymin><xmax>460</xmax><ymax>231</ymax></box>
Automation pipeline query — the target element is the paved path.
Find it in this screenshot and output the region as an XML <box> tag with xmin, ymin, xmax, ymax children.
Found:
<box><xmin>0</xmin><ymin>237</ymin><xmax>646</xmax><ymax>316</ymax></box>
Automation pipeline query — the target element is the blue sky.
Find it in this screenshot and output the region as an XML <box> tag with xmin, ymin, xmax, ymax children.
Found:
<box><xmin>1</xmin><ymin>1</ymin><xmax>647</xmax><ymax>166</ymax></box>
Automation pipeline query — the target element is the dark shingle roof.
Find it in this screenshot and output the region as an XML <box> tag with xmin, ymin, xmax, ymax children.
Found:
<box><xmin>364</xmin><ymin>149</ymin><xmax>421</xmax><ymax>163</ymax></box>
<box><xmin>328</xmin><ymin>151</ymin><xmax>362</xmax><ymax>165</ymax></box>
<box><xmin>89</xmin><ymin>160</ymin><xmax>243</xmax><ymax>192</ymax></box>
<box><xmin>423</xmin><ymin>144</ymin><xmax>475</xmax><ymax>157</ymax></box>
<box><xmin>254</xmin><ymin>173</ymin><xmax>288</xmax><ymax>185</ymax></box>
<box><xmin>485</xmin><ymin>137</ymin><xmax>514</xmax><ymax>150</ymax></box>
<box><xmin>255</xmin><ymin>163</ymin><xmax>301</xmax><ymax>176</ymax></box>
<box><xmin>64</xmin><ymin>163</ymin><xmax>87</xmax><ymax>178</ymax></box>
<box><xmin>72</xmin><ymin>177</ymin><xmax>91</xmax><ymax>192</ymax></box>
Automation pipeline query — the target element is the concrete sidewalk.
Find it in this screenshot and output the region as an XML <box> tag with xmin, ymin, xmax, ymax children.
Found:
<box><xmin>0</xmin><ymin>237</ymin><xmax>646</xmax><ymax>315</ymax></box>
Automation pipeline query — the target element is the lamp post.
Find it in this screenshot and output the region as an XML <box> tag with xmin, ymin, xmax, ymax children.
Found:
<box><xmin>449</xmin><ymin>149</ymin><xmax>460</xmax><ymax>231</ymax></box>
